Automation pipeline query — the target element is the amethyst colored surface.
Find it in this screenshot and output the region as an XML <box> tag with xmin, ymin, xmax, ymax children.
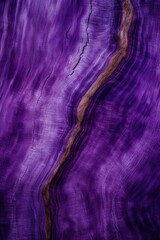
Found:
<box><xmin>0</xmin><ymin>0</ymin><xmax>160</xmax><ymax>239</ymax></box>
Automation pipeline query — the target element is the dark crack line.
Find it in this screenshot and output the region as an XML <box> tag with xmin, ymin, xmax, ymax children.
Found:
<box><xmin>31</xmin><ymin>72</ymin><xmax>52</xmax><ymax>147</ymax></box>
<box><xmin>66</xmin><ymin>25</ymin><xmax>71</xmax><ymax>39</ymax></box>
<box><xmin>26</xmin><ymin>66</ymin><xmax>31</xmax><ymax>78</ymax></box>
<box><xmin>36</xmin><ymin>72</ymin><xmax>52</xmax><ymax>105</ymax></box>
<box><xmin>68</xmin><ymin>0</ymin><xmax>93</xmax><ymax>76</ymax></box>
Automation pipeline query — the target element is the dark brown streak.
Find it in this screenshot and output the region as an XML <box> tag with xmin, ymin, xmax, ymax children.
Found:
<box><xmin>42</xmin><ymin>0</ymin><xmax>133</xmax><ymax>239</ymax></box>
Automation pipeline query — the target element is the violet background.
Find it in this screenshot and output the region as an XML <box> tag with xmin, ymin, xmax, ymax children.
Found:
<box><xmin>0</xmin><ymin>0</ymin><xmax>160</xmax><ymax>239</ymax></box>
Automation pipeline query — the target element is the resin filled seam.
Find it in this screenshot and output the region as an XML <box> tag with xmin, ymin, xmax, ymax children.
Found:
<box><xmin>42</xmin><ymin>0</ymin><xmax>133</xmax><ymax>239</ymax></box>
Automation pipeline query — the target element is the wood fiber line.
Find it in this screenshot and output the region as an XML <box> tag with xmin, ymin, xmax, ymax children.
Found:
<box><xmin>42</xmin><ymin>0</ymin><xmax>133</xmax><ymax>239</ymax></box>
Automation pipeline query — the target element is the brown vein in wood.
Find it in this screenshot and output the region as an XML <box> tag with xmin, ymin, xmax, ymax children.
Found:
<box><xmin>43</xmin><ymin>0</ymin><xmax>133</xmax><ymax>239</ymax></box>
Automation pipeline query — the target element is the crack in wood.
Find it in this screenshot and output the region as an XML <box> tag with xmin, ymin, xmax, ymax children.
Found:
<box><xmin>69</xmin><ymin>0</ymin><xmax>93</xmax><ymax>76</ymax></box>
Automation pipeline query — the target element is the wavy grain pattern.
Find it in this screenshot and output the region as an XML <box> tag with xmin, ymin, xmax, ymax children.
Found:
<box><xmin>42</xmin><ymin>0</ymin><xmax>133</xmax><ymax>239</ymax></box>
